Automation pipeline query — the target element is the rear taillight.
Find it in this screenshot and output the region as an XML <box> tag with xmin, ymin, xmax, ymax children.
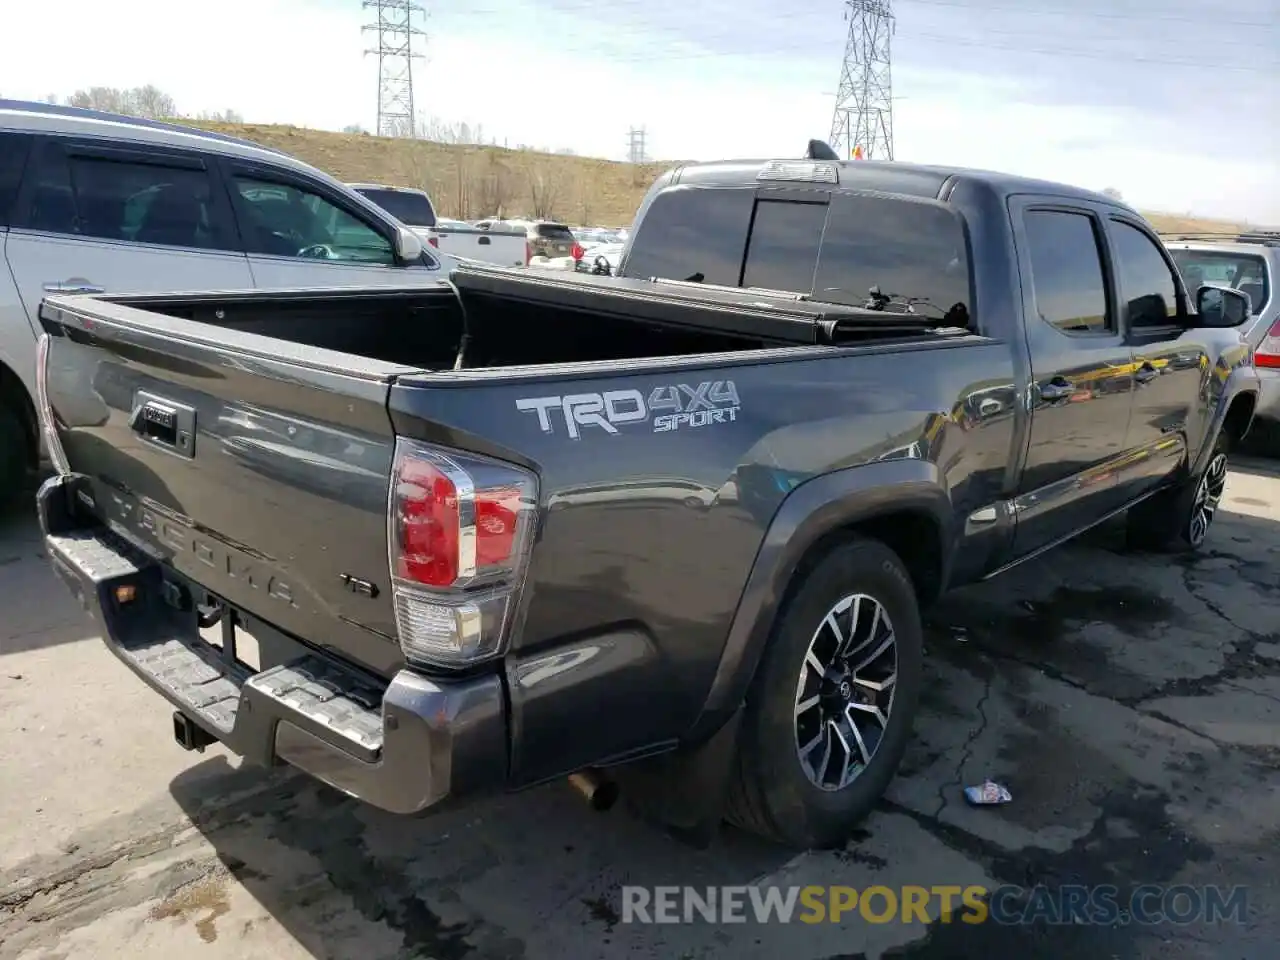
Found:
<box><xmin>571</xmin><ymin>243</ymin><xmax>584</xmax><ymax>261</ymax></box>
<box><xmin>387</xmin><ymin>438</ymin><xmax>537</xmax><ymax>666</ymax></box>
<box><xmin>1255</xmin><ymin>317</ymin><xmax>1280</xmax><ymax>369</ymax></box>
<box><xmin>34</xmin><ymin>333</ymin><xmax>70</xmax><ymax>475</ymax></box>
<box><xmin>428</xmin><ymin>236</ymin><xmax>439</xmax><ymax>248</ymax></box>
<box><xmin>525</xmin><ymin>241</ymin><xmax>532</xmax><ymax>265</ymax></box>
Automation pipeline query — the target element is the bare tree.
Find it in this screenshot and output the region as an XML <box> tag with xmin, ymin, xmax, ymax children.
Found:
<box><xmin>194</xmin><ymin>108</ymin><xmax>244</xmax><ymax>123</ymax></box>
<box><xmin>402</xmin><ymin>142</ymin><xmax>450</xmax><ymax>213</ymax></box>
<box><xmin>477</xmin><ymin>154</ymin><xmax>515</xmax><ymax>219</ymax></box>
<box><xmin>67</xmin><ymin>86</ymin><xmax>128</xmax><ymax>113</ymax></box>
<box><xmin>526</xmin><ymin>160</ymin><xmax>563</xmax><ymax>220</ymax></box>
<box><xmin>66</xmin><ymin>85</ymin><xmax>177</xmax><ymax>119</ymax></box>
<box><xmin>130</xmin><ymin>84</ymin><xmax>177</xmax><ymax>119</ymax></box>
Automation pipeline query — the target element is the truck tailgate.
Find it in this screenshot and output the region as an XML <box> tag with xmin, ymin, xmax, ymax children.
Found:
<box><xmin>38</xmin><ymin>293</ymin><xmax>418</xmax><ymax>679</ymax></box>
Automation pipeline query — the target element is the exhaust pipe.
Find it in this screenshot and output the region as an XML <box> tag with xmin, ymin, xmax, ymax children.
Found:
<box><xmin>569</xmin><ymin>769</ymin><xmax>620</xmax><ymax>812</ymax></box>
<box><xmin>173</xmin><ymin>711</ymin><xmax>217</xmax><ymax>752</ymax></box>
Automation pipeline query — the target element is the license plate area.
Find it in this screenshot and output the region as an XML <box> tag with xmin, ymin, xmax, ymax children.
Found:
<box><xmin>197</xmin><ymin>596</ymin><xmax>262</xmax><ymax>674</ymax></box>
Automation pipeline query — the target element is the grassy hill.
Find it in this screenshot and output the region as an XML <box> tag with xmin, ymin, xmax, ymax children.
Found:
<box><xmin>190</xmin><ymin>120</ymin><xmax>1255</xmax><ymax>235</ymax></box>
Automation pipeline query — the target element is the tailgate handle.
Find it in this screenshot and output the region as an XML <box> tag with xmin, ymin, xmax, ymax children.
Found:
<box><xmin>130</xmin><ymin>392</ymin><xmax>196</xmax><ymax>458</ymax></box>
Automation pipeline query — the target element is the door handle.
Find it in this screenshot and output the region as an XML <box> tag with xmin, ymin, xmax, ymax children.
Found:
<box><xmin>1038</xmin><ymin>378</ymin><xmax>1073</xmax><ymax>402</ymax></box>
<box><xmin>43</xmin><ymin>280</ymin><xmax>105</xmax><ymax>295</ymax></box>
<box><xmin>478</xmin><ymin>236</ymin><xmax>491</xmax><ymax>246</ymax></box>
<box><xmin>1134</xmin><ymin>363</ymin><xmax>1159</xmax><ymax>384</ymax></box>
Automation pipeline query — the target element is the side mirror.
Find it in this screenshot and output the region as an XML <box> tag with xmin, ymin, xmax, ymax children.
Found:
<box><xmin>394</xmin><ymin>226</ymin><xmax>424</xmax><ymax>263</ymax></box>
<box><xmin>1195</xmin><ymin>284</ymin><xmax>1251</xmax><ymax>327</ymax></box>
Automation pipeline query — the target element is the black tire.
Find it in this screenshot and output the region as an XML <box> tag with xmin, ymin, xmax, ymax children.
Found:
<box><xmin>1125</xmin><ymin>430</ymin><xmax>1230</xmax><ymax>552</ymax></box>
<box><xmin>725</xmin><ymin>537</ymin><xmax>923</xmax><ymax>848</ymax></box>
<box><xmin>0</xmin><ymin>403</ymin><xmax>31</xmax><ymax>515</ymax></box>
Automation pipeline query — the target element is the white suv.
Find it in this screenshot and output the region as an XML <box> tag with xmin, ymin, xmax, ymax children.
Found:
<box><xmin>0</xmin><ymin>99</ymin><xmax>447</xmax><ymax>504</ymax></box>
<box><xmin>1165</xmin><ymin>233</ymin><xmax>1278</xmax><ymax>451</ymax></box>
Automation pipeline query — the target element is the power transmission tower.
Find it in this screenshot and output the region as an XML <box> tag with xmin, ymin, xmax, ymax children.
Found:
<box><xmin>626</xmin><ymin>126</ymin><xmax>648</xmax><ymax>164</ymax></box>
<box><xmin>363</xmin><ymin>0</ymin><xmax>426</xmax><ymax>137</ymax></box>
<box><xmin>829</xmin><ymin>0</ymin><xmax>894</xmax><ymax>161</ymax></box>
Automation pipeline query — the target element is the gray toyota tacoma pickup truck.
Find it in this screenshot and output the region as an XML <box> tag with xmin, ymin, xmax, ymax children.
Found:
<box><xmin>35</xmin><ymin>153</ymin><xmax>1260</xmax><ymax>849</ymax></box>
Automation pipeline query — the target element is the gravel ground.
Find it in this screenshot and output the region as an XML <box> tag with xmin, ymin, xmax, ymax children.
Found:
<box><xmin>2</xmin><ymin>458</ymin><xmax>1279</xmax><ymax>959</ymax></box>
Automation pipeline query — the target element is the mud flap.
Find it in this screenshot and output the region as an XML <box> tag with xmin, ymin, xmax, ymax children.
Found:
<box><xmin>615</xmin><ymin>706</ymin><xmax>743</xmax><ymax>849</ymax></box>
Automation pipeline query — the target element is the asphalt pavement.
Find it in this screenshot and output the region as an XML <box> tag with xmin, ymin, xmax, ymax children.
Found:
<box><xmin>2</xmin><ymin>459</ymin><xmax>1279</xmax><ymax>959</ymax></box>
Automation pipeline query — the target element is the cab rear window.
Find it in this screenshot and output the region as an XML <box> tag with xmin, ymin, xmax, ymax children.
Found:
<box><xmin>623</xmin><ymin>184</ymin><xmax>972</xmax><ymax>324</ymax></box>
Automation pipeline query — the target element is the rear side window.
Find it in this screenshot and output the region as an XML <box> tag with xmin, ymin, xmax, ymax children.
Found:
<box><xmin>0</xmin><ymin>132</ymin><xmax>33</xmax><ymax>227</ymax></box>
<box><xmin>622</xmin><ymin>187</ymin><xmax>754</xmax><ymax>285</ymax></box>
<box><xmin>24</xmin><ymin>146</ymin><xmax>232</xmax><ymax>250</ymax></box>
<box><xmin>1022</xmin><ymin>210</ymin><xmax>1112</xmax><ymax>334</ymax></box>
<box><xmin>742</xmin><ymin>200</ymin><xmax>827</xmax><ymax>292</ymax></box>
<box><xmin>815</xmin><ymin>194</ymin><xmax>971</xmax><ymax>324</ymax></box>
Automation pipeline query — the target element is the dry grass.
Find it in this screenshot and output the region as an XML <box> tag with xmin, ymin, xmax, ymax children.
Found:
<box><xmin>190</xmin><ymin>120</ymin><xmax>666</xmax><ymax>227</ymax></box>
<box><xmin>190</xmin><ymin>120</ymin><xmax>1256</xmax><ymax>235</ymax></box>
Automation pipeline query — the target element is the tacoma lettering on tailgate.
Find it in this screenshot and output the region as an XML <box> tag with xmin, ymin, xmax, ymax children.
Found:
<box><xmin>516</xmin><ymin>380</ymin><xmax>740</xmax><ymax>439</ymax></box>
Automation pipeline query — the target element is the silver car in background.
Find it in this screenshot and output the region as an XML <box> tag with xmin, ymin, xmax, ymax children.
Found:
<box><xmin>1166</xmin><ymin>232</ymin><xmax>1278</xmax><ymax>450</ymax></box>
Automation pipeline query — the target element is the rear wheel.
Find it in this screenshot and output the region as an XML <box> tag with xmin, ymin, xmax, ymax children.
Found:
<box><xmin>1126</xmin><ymin>430</ymin><xmax>1230</xmax><ymax>552</ymax></box>
<box><xmin>725</xmin><ymin>538</ymin><xmax>923</xmax><ymax>848</ymax></box>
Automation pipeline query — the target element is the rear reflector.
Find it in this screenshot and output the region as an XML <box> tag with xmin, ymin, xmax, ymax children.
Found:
<box><xmin>388</xmin><ymin>439</ymin><xmax>537</xmax><ymax>666</ymax></box>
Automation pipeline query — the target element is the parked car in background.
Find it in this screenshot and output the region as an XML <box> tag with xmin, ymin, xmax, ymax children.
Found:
<box><xmin>575</xmin><ymin>241</ymin><xmax>625</xmax><ymax>275</ymax></box>
<box><xmin>575</xmin><ymin>227</ymin><xmax>626</xmax><ymax>246</ymax></box>
<box><xmin>349</xmin><ymin>184</ymin><xmax>528</xmax><ymax>267</ymax></box>
<box><xmin>0</xmin><ymin>99</ymin><xmax>444</xmax><ymax>508</ymax></box>
<box><xmin>476</xmin><ymin>218</ymin><xmax>580</xmax><ymax>260</ymax></box>
<box><xmin>1165</xmin><ymin>232</ymin><xmax>1278</xmax><ymax>450</ymax></box>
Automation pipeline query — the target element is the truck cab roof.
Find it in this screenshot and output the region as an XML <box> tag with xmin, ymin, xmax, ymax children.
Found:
<box><xmin>661</xmin><ymin>157</ymin><xmax>1140</xmax><ymax>212</ymax></box>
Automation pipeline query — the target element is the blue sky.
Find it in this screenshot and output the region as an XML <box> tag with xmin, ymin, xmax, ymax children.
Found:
<box><xmin>2</xmin><ymin>0</ymin><xmax>1276</xmax><ymax>222</ymax></box>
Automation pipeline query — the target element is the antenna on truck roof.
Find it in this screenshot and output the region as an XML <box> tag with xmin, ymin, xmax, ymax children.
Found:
<box><xmin>805</xmin><ymin>139</ymin><xmax>841</xmax><ymax>161</ymax></box>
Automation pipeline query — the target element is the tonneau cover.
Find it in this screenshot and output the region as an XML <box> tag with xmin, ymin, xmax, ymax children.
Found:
<box><xmin>451</xmin><ymin>262</ymin><xmax>953</xmax><ymax>345</ymax></box>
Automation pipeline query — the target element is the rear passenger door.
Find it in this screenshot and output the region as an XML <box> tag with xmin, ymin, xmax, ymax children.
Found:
<box><xmin>1008</xmin><ymin>199</ymin><xmax>1135</xmax><ymax>556</ymax></box>
<box><xmin>1</xmin><ymin>131</ymin><xmax>36</xmax><ymax>408</ymax></box>
<box><xmin>220</xmin><ymin>161</ymin><xmax>439</xmax><ymax>288</ymax></box>
<box><xmin>5</xmin><ymin>137</ymin><xmax>255</xmax><ymax>430</ymax></box>
<box><xmin>5</xmin><ymin>136</ymin><xmax>253</xmax><ymax>320</ymax></box>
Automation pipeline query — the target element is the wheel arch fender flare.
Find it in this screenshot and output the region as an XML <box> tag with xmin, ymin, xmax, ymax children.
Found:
<box><xmin>689</xmin><ymin>458</ymin><xmax>954</xmax><ymax>741</ymax></box>
<box><xmin>1194</xmin><ymin>366</ymin><xmax>1259</xmax><ymax>477</ymax></box>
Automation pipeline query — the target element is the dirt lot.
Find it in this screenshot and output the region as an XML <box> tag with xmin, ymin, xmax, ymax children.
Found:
<box><xmin>2</xmin><ymin>459</ymin><xmax>1279</xmax><ymax>959</ymax></box>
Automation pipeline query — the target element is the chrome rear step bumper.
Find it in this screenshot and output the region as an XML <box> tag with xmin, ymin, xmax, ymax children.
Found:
<box><xmin>38</xmin><ymin>473</ymin><xmax>508</xmax><ymax>815</ymax></box>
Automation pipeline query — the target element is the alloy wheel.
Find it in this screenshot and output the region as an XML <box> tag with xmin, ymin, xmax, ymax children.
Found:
<box><xmin>1187</xmin><ymin>452</ymin><xmax>1228</xmax><ymax>546</ymax></box>
<box><xmin>793</xmin><ymin>593</ymin><xmax>897</xmax><ymax>791</ymax></box>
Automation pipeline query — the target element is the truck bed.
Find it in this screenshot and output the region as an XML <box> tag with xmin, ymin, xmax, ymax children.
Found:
<box><xmin>46</xmin><ymin>263</ymin><xmax>971</xmax><ymax>378</ymax></box>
